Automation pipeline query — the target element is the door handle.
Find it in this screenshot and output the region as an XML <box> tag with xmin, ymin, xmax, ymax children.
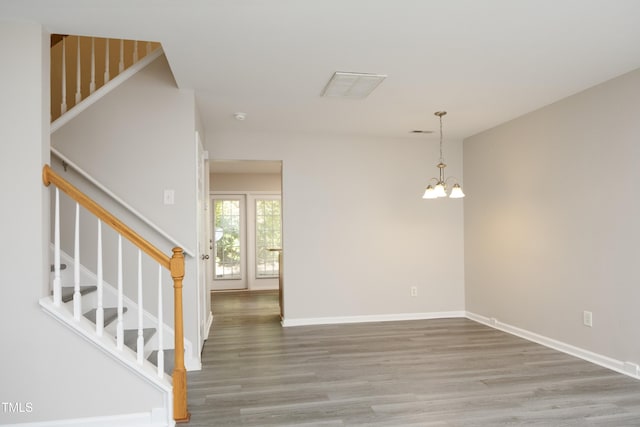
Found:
<box><xmin>201</xmin><ymin>254</ymin><xmax>210</xmax><ymax>260</ymax></box>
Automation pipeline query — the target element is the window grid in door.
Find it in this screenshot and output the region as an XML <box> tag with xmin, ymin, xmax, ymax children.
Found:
<box><xmin>255</xmin><ymin>199</ymin><xmax>281</xmax><ymax>278</ymax></box>
<box><xmin>214</xmin><ymin>199</ymin><xmax>242</xmax><ymax>280</ymax></box>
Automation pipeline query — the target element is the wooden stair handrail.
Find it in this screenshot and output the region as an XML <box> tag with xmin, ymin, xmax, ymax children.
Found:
<box><xmin>51</xmin><ymin>34</ymin><xmax>68</xmax><ymax>47</ymax></box>
<box><xmin>43</xmin><ymin>164</ymin><xmax>189</xmax><ymax>421</ymax></box>
<box><xmin>43</xmin><ymin>164</ymin><xmax>170</xmax><ymax>269</ymax></box>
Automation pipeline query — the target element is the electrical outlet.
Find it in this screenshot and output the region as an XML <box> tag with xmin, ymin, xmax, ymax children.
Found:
<box><xmin>410</xmin><ymin>286</ymin><xmax>418</xmax><ymax>297</ymax></box>
<box><xmin>583</xmin><ymin>310</ymin><xmax>593</xmax><ymax>327</ymax></box>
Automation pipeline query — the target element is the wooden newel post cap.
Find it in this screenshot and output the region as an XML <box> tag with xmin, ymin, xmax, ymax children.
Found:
<box><xmin>172</xmin><ymin>247</ymin><xmax>184</xmax><ymax>257</ymax></box>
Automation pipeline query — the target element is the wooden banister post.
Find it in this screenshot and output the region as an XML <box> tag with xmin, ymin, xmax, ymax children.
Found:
<box><xmin>170</xmin><ymin>247</ymin><xmax>190</xmax><ymax>423</ymax></box>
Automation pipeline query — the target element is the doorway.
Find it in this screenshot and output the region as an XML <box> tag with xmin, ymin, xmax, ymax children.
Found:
<box><xmin>209</xmin><ymin>160</ymin><xmax>283</xmax><ymax>295</ymax></box>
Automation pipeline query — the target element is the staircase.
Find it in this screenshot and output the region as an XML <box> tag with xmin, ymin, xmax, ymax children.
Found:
<box><xmin>42</xmin><ymin>165</ymin><xmax>190</xmax><ymax>424</ymax></box>
<box><xmin>48</xmin><ymin>250</ymin><xmax>183</xmax><ymax>377</ymax></box>
<box><xmin>42</xmin><ymin>33</ymin><xmax>191</xmax><ymax>425</ymax></box>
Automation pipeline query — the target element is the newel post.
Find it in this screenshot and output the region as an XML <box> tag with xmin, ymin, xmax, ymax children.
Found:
<box><xmin>170</xmin><ymin>247</ymin><xmax>190</xmax><ymax>423</ymax></box>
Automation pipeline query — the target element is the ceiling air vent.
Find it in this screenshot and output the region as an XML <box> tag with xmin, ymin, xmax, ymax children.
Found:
<box><xmin>321</xmin><ymin>71</ymin><xmax>387</xmax><ymax>98</ymax></box>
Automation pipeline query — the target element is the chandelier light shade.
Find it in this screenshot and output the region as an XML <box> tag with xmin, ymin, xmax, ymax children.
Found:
<box><xmin>422</xmin><ymin>111</ymin><xmax>465</xmax><ymax>199</ymax></box>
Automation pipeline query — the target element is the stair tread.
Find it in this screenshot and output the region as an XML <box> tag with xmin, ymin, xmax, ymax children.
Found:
<box><xmin>60</xmin><ymin>286</ymin><xmax>97</xmax><ymax>303</ymax></box>
<box><xmin>123</xmin><ymin>328</ymin><xmax>156</xmax><ymax>351</ymax></box>
<box><xmin>50</xmin><ymin>263</ymin><xmax>67</xmax><ymax>272</ymax></box>
<box><xmin>148</xmin><ymin>349</ymin><xmax>175</xmax><ymax>376</ymax></box>
<box><xmin>83</xmin><ymin>307</ymin><xmax>127</xmax><ymax>327</ymax></box>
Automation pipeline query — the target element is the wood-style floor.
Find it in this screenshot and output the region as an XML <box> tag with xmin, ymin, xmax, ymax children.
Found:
<box><xmin>186</xmin><ymin>291</ymin><xmax>640</xmax><ymax>426</ymax></box>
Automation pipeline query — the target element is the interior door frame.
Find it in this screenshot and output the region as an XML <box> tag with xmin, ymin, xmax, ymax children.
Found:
<box><xmin>195</xmin><ymin>132</ymin><xmax>212</xmax><ymax>350</ymax></box>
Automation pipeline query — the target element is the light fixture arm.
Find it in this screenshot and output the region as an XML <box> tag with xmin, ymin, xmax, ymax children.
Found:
<box><xmin>444</xmin><ymin>175</ymin><xmax>461</xmax><ymax>186</ymax></box>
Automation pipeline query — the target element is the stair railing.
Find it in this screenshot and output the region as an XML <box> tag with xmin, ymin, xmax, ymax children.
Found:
<box><xmin>42</xmin><ymin>164</ymin><xmax>190</xmax><ymax>423</ymax></box>
<box><xmin>51</xmin><ymin>34</ymin><xmax>161</xmax><ymax>123</ymax></box>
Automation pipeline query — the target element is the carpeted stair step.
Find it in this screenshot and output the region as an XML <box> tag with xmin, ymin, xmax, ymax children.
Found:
<box><xmin>123</xmin><ymin>328</ymin><xmax>156</xmax><ymax>352</ymax></box>
<box><xmin>84</xmin><ymin>307</ymin><xmax>127</xmax><ymax>327</ymax></box>
<box><xmin>60</xmin><ymin>286</ymin><xmax>97</xmax><ymax>303</ymax></box>
<box><xmin>147</xmin><ymin>349</ymin><xmax>174</xmax><ymax>376</ymax></box>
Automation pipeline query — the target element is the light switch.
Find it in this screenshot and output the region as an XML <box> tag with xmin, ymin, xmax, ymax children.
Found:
<box><xmin>163</xmin><ymin>189</ymin><xmax>175</xmax><ymax>205</ymax></box>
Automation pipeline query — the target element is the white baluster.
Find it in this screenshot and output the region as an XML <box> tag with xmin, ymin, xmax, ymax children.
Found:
<box><xmin>146</xmin><ymin>41</ymin><xmax>152</xmax><ymax>56</ymax></box>
<box><xmin>137</xmin><ymin>250</ymin><xmax>144</xmax><ymax>364</ymax></box>
<box><xmin>157</xmin><ymin>265</ymin><xmax>164</xmax><ymax>377</ymax></box>
<box><xmin>73</xmin><ymin>203</ymin><xmax>81</xmax><ymax>320</ymax></box>
<box><xmin>89</xmin><ymin>37</ymin><xmax>96</xmax><ymax>94</ymax></box>
<box><xmin>116</xmin><ymin>235</ymin><xmax>124</xmax><ymax>350</ymax></box>
<box><xmin>104</xmin><ymin>38</ymin><xmax>110</xmax><ymax>84</ymax></box>
<box><xmin>96</xmin><ymin>220</ymin><xmax>104</xmax><ymax>336</ymax></box>
<box><xmin>75</xmin><ymin>37</ymin><xmax>81</xmax><ymax>104</ymax></box>
<box><xmin>133</xmin><ymin>40</ymin><xmax>139</xmax><ymax>62</ymax></box>
<box><xmin>52</xmin><ymin>189</ymin><xmax>61</xmax><ymax>306</ymax></box>
<box><xmin>119</xmin><ymin>39</ymin><xmax>124</xmax><ymax>73</ymax></box>
<box><xmin>61</xmin><ymin>37</ymin><xmax>67</xmax><ymax>114</ymax></box>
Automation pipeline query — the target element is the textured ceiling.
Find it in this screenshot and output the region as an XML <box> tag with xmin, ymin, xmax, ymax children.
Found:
<box><xmin>3</xmin><ymin>0</ymin><xmax>640</xmax><ymax>142</ymax></box>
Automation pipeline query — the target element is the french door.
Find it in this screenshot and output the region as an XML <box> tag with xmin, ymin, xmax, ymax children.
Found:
<box><xmin>247</xmin><ymin>195</ymin><xmax>281</xmax><ymax>290</ymax></box>
<box><xmin>212</xmin><ymin>194</ymin><xmax>281</xmax><ymax>291</ymax></box>
<box><xmin>212</xmin><ymin>196</ymin><xmax>246</xmax><ymax>290</ymax></box>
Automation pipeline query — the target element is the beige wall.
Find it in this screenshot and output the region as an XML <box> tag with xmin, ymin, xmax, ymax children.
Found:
<box><xmin>211</xmin><ymin>172</ymin><xmax>281</xmax><ymax>192</ymax></box>
<box><xmin>464</xmin><ymin>68</ymin><xmax>640</xmax><ymax>364</ymax></box>
<box><xmin>207</xmin><ymin>130</ymin><xmax>465</xmax><ymax>321</ymax></box>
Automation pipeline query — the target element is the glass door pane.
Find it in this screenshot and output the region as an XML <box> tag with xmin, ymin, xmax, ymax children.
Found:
<box><xmin>255</xmin><ymin>199</ymin><xmax>281</xmax><ymax>278</ymax></box>
<box><xmin>213</xmin><ymin>199</ymin><xmax>242</xmax><ymax>280</ymax></box>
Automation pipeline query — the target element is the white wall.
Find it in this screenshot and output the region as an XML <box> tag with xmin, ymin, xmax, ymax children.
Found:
<box><xmin>464</xmin><ymin>68</ymin><xmax>640</xmax><ymax>364</ymax></box>
<box><xmin>211</xmin><ymin>173</ymin><xmax>281</xmax><ymax>192</ymax></box>
<box><xmin>0</xmin><ymin>22</ymin><xmax>164</xmax><ymax>424</ymax></box>
<box><xmin>51</xmin><ymin>55</ymin><xmax>200</xmax><ymax>365</ymax></box>
<box><xmin>207</xmin><ymin>130</ymin><xmax>465</xmax><ymax>321</ymax></box>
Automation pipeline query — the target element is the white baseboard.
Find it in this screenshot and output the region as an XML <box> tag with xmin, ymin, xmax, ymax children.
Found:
<box><xmin>2</xmin><ymin>409</ymin><xmax>173</xmax><ymax>427</ymax></box>
<box><xmin>466</xmin><ymin>311</ymin><xmax>640</xmax><ymax>380</ymax></box>
<box><xmin>282</xmin><ymin>311</ymin><xmax>465</xmax><ymax>327</ymax></box>
<box><xmin>205</xmin><ymin>311</ymin><xmax>213</xmax><ymax>338</ymax></box>
<box><xmin>185</xmin><ymin>354</ymin><xmax>202</xmax><ymax>371</ymax></box>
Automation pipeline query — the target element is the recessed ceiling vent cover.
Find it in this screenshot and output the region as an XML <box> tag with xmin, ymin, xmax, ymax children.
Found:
<box><xmin>321</xmin><ymin>71</ymin><xmax>387</xmax><ymax>98</ymax></box>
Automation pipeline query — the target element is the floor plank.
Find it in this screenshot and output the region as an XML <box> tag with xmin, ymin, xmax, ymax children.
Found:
<box><xmin>187</xmin><ymin>291</ymin><xmax>640</xmax><ymax>426</ymax></box>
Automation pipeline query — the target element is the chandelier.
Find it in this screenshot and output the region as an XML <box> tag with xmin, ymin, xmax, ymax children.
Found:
<box><xmin>422</xmin><ymin>111</ymin><xmax>465</xmax><ymax>199</ymax></box>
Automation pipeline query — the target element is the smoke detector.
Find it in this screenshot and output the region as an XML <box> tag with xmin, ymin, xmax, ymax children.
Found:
<box><xmin>234</xmin><ymin>112</ymin><xmax>247</xmax><ymax>121</ymax></box>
